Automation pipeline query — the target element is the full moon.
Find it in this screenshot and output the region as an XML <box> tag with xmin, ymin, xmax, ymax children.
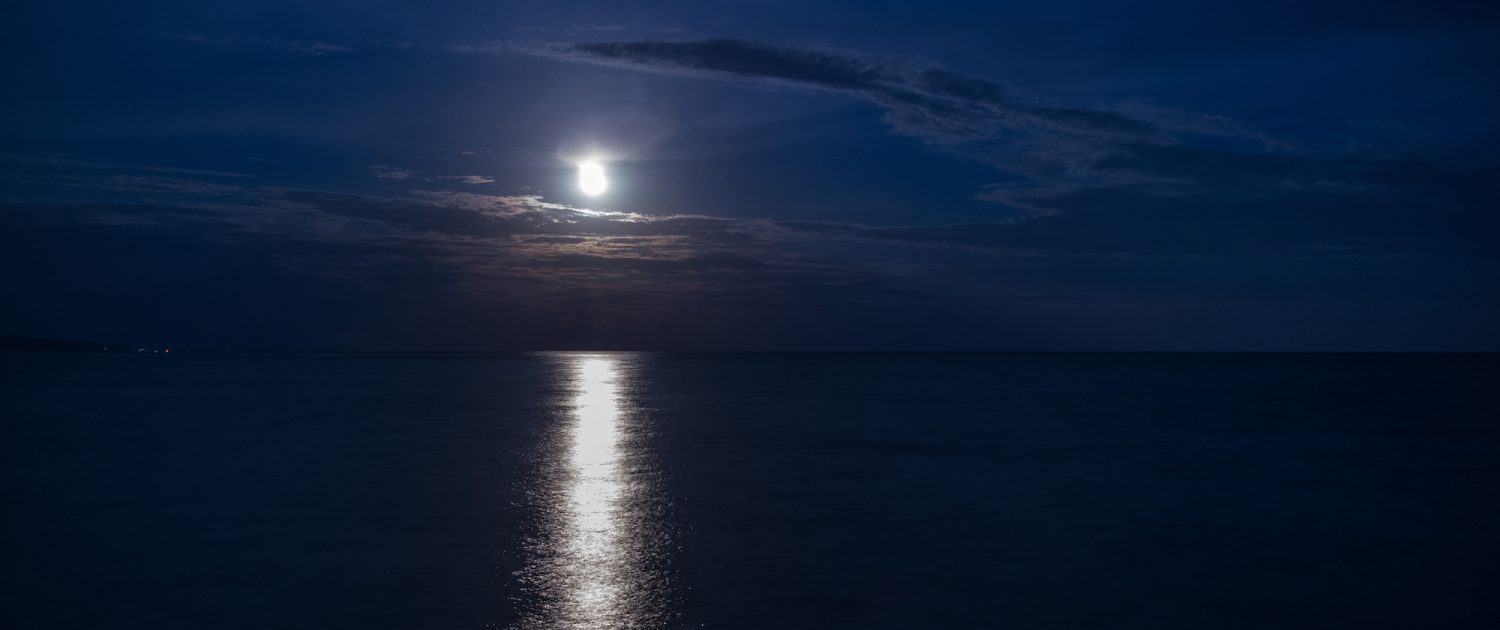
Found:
<box><xmin>578</xmin><ymin>161</ymin><xmax>607</xmax><ymax>196</ymax></box>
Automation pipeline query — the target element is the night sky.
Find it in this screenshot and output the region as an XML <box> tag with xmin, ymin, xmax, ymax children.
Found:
<box><xmin>3</xmin><ymin>1</ymin><xmax>1497</xmax><ymax>351</ymax></box>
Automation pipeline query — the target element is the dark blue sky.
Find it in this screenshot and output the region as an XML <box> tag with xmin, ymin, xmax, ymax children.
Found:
<box><xmin>3</xmin><ymin>0</ymin><xmax>1497</xmax><ymax>350</ymax></box>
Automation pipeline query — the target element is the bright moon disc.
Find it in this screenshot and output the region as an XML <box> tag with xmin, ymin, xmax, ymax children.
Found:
<box><xmin>578</xmin><ymin>161</ymin><xmax>607</xmax><ymax>196</ymax></box>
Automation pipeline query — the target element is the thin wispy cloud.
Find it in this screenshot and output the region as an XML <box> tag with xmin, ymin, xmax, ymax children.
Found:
<box><xmin>370</xmin><ymin>165</ymin><xmax>494</xmax><ymax>185</ymax></box>
<box><xmin>157</xmin><ymin>33</ymin><xmax>357</xmax><ymax>55</ymax></box>
<box><xmin>371</xmin><ymin>165</ymin><xmax>418</xmax><ymax>180</ymax></box>
<box><xmin>0</xmin><ymin>153</ymin><xmax>256</xmax><ymax>179</ymax></box>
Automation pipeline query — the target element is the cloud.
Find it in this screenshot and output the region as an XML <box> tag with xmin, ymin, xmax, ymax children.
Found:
<box><xmin>370</xmin><ymin>165</ymin><xmax>418</xmax><ymax>180</ymax></box>
<box><xmin>440</xmin><ymin>175</ymin><xmax>496</xmax><ymax>185</ymax></box>
<box><xmin>527</xmin><ymin>39</ymin><xmax>1155</xmax><ymax>143</ymax></box>
<box><xmin>0</xmin><ymin>153</ymin><xmax>255</xmax><ymax>179</ymax></box>
<box><xmin>0</xmin><ymin>154</ymin><xmax>257</xmax><ymax>203</ymax></box>
<box><xmin>0</xmin><ymin>173</ymin><xmax>248</xmax><ymax>198</ymax></box>
<box><xmin>2</xmin><ymin>171</ymin><xmax>957</xmax><ymax>309</ymax></box>
<box><xmin>0</xmin><ymin>179</ymin><xmax>1442</xmax><ymax>312</ymax></box>
<box><xmin>514</xmin><ymin>38</ymin><xmax>1406</xmax><ymax>216</ymax></box>
<box><xmin>158</xmin><ymin>33</ymin><xmax>356</xmax><ymax>55</ymax></box>
<box><xmin>370</xmin><ymin>165</ymin><xmax>493</xmax><ymax>185</ymax></box>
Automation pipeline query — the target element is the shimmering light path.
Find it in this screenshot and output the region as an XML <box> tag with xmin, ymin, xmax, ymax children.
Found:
<box><xmin>561</xmin><ymin>356</ymin><xmax>627</xmax><ymax>622</ymax></box>
<box><xmin>518</xmin><ymin>354</ymin><xmax>669</xmax><ymax>629</ymax></box>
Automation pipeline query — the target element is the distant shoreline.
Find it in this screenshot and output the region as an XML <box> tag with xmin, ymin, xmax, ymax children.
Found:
<box><xmin>0</xmin><ymin>336</ymin><xmax>167</xmax><ymax>354</ymax></box>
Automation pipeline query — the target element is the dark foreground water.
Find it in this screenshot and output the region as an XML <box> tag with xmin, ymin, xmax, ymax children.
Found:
<box><xmin>3</xmin><ymin>353</ymin><xmax>1499</xmax><ymax>629</ymax></box>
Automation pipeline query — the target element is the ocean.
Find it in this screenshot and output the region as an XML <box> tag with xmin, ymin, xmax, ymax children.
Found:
<box><xmin>3</xmin><ymin>353</ymin><xmax>1498</xmax><ymax>628</ymax></box>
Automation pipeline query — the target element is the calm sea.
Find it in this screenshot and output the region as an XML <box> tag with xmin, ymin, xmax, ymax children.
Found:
<box><xmin>3</xmin><ymin>353</ymin><xmax>1498</xmax><ymax>628</ymax></box>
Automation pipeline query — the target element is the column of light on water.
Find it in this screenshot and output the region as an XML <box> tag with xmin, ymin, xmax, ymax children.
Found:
<box><xmin>561</xmin><ymin>356</ymin><xmax>625</xmax><ymax>625</ymax></box>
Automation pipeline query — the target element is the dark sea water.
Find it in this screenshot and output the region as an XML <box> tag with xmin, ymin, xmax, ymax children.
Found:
<box><xmin>3</xmin><ymin>353</ymin><xmax>1499</xmax><ymax>629</ymax></box>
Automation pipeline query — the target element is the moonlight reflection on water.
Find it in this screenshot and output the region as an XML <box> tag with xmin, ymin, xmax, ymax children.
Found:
<box><xmin>518</xmin><ymin>354</ymin><xmax>671</xmax><ymax>629</ymax></box>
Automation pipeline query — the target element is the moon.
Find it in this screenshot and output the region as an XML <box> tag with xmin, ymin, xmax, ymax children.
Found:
<box><xmin>578</xmin><ymin>161</ymin><xmax>607</xmax><ymax>196</ymax></box>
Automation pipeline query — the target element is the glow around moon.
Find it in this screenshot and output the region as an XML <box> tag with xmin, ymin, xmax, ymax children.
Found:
<box><xmin>578</xmin><ymin>161</ymin><xmax>607</xmax><ymax>196</ymax></box>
